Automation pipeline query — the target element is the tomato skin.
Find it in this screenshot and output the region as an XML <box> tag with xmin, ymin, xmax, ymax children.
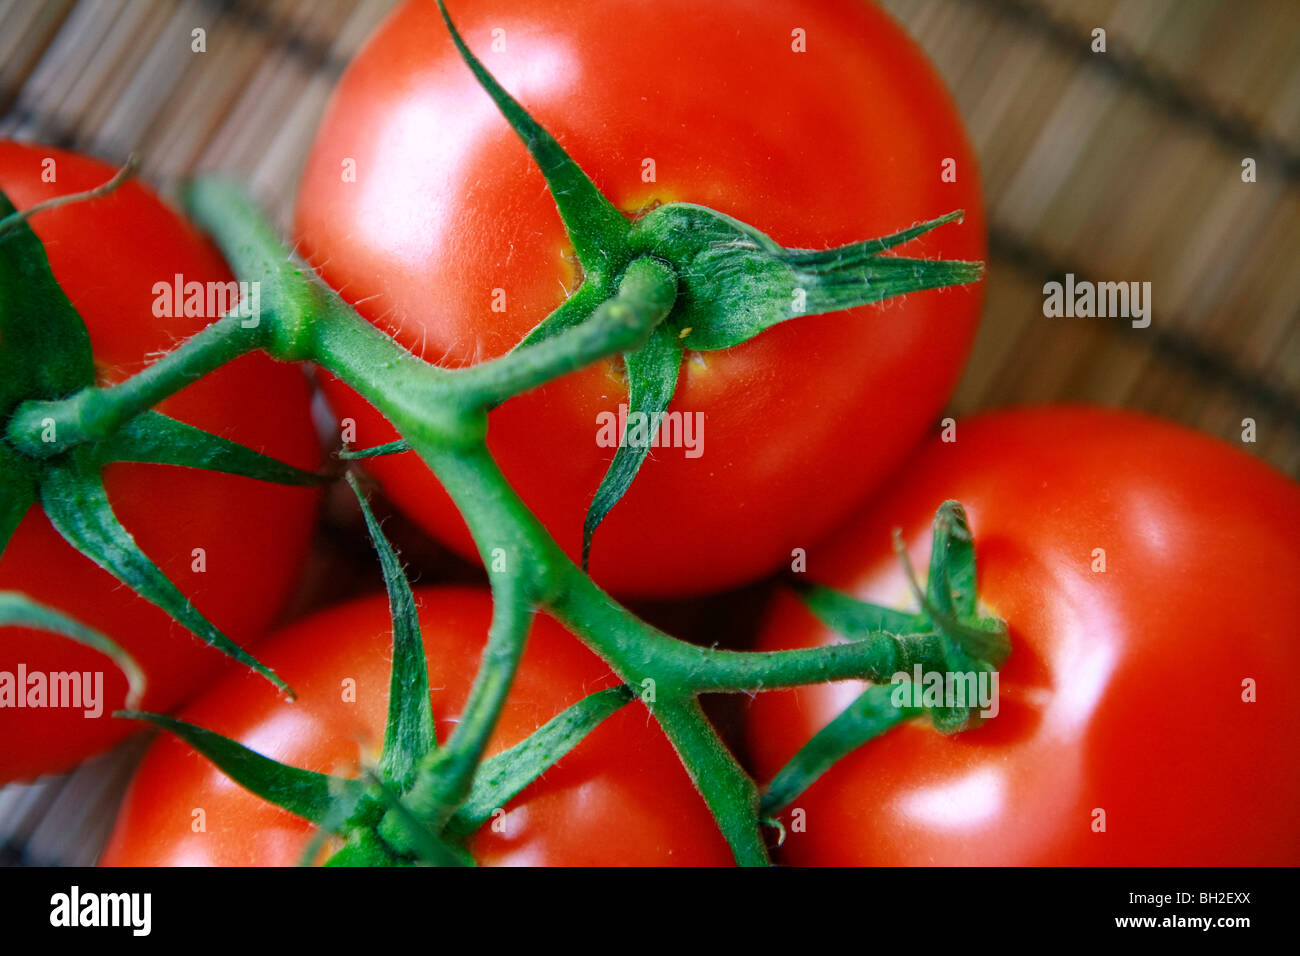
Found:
<box><xmin>0</xmin><ymin>142</ymin><xmax>321</xmax><ymax>782</ymax></box>
<box><xmin>294</xmin><ymin>0</ymin><xmax>985</xmax><ymax>597</ymax></box>
<box><xmin>745</xmin><ymin>406</ymin><xmax>1300</xmax><ymax>865</ymax></box>
<box><xmin>100</xmin><ymin>587</ymin><xmax>733</xmax><ymax>866</ymax></box>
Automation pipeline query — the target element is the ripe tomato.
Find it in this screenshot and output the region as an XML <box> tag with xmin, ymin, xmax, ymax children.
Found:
<box><xmin>100</xmin><ymin>587</ymin><xmax>734</xmax><ymax>866</ymax></box>
<box><xmin>745</xmin><ymin>406</ymin><xmax>1300</xmax><ymax>865</ymax></box>
<box><xmin>294</xmin><ymin>0</ymin><xmax>985</xmax><ymax>597</ymax></box>
<box><xmin>0</xmin><ymin>142</ymin><xmax>320</xmax><ymax>782</ymax></box>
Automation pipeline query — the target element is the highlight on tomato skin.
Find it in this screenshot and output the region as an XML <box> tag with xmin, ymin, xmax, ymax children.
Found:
<box><xmin>99</xmin><ymin>587</ymin><xmax>735</xmax><ymax>867</ymax></box>
<box><xmin>745</xmin><ymin>405</ymin><xmax>1300</xmax><ymax>866</ymax></box>
<box><xmin>0</xmin><ymin>141</ymin><xmax>322</xmax><ymax>784</ymax></box>
<box><xmin>293</xmin><ymin>0</ymin><xmax>987</xmax><ymax>599</ymax></box>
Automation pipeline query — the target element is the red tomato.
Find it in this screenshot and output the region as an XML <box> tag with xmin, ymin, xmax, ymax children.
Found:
<box><xmin>294</xmin><ymin>0</ymin><xmax>985</xmax><ymax>597</ymax></box>
<box><xmin>0</xmin><ymin>142</ymin><xmax>320</xmax><ymax>782</ymax></box>
<box><xmin>745</xmin><ymin>406</ymin><xmax>1300</xmax><ymax>865</ymax></box>
<box><xmin>100</xmin><ymin>587</ymin><xmax>734</xmax><ymax>866</ymax></box>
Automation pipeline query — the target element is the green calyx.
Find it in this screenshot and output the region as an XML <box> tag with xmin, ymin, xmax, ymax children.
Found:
<box><xmin>760</xmin><ymin>501</ymin><xmax>1009</xmax><ymax>816</ymax></box>
<box><xmin>121</xmin><ymin>474</ymin><xmax>636</xmax><ymax>866</ymax></box>
<box><xmin>804</xmin><ymin>499</ymin><xmax>1010</xmax><ymax>731</ymax></box>
<box><xmin>430</xmin><ymin>0</ymin><xmax>982</xmax><ymax>567</ymax></box>
<box><xmin>625</xmin><ymin>205</ymin><xmax>981</xmax><ymax>352</ymax></box>
<box><xmin>0</xmin><ymin>183</ymin><xmax>326</xmax><ymax>697</ymax></box>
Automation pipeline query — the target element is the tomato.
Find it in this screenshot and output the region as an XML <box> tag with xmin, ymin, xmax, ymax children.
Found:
<box><xmin>0</xmin><ymin>142</ymin><xmax>320</xmax><ymax>782</ymax></box>
<box><xmin>294</xmin><ymin>0</ymin><xmax>985</xmax><ymax>597</ymax></box>
<box><xmin>100</xmin><ymin>586</ymin><xmax>733</xmax><ymax>866</ymax></box>
<box><xmin>745</xmin><ymin>406</ymin><xmax>1300</xmax><ymax>865</ymax></box>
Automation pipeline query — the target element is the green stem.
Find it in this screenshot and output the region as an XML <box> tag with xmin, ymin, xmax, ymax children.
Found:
<box><xmin>0</xmin><ymin>155</ymin><xmax>138</xmax><ymax>239</ymax></box>
<box><xmin>450</xmin><ymin>262</ymin><xmax>676</xmax><ymax>409</ymax></box>
<box><xmin>368</xmin><ymin>773</ymin><xmax>474</xmax><ymax>867</ymax></box>
<box><xmin>653</xmin><ymin>697</ymin><xmax>768</xmax><ymax>866</ymax></box>
<box><xmin>549</xmin><ymin>556</ymin><xmax>947</xmax><ymax>692</ymax></box>
<box><xmin>181</xmin><ymin>180</ymin><xmax>345</xmax><ymax>363</ymax></box>
<box><xmin>6</xmin><ymin>312</ymin><xmax>264</xmax><ymax>457</ymax></box>
<box><xmin>676</xmin><ymin>633</ymin><xmax>945</xmax><ymax>692</ymax></box>
<box><xmin>165</xmin><ymin>187</ymin><xmax>987</xmax><ymax>866</ymax></box>
<box><xmin>402</xmin><ymin>575</ymin><xmax>532</xmax><ymax>831</ymax></box>
<box><xmin>306</xmin><ymin>294</ymin><xmax>478</xmax><ymax>448</ymax></box>
<box><xmin>403</xmin><ymin>435</ymin><xmax>945</xmax><ymax>698</ymax></box>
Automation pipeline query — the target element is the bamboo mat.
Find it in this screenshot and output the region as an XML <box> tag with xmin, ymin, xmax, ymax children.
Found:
<box><xmin>1</xmin><ymin>0</ymin><xmax>1297</xmax><ymax>866</ymax></box>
